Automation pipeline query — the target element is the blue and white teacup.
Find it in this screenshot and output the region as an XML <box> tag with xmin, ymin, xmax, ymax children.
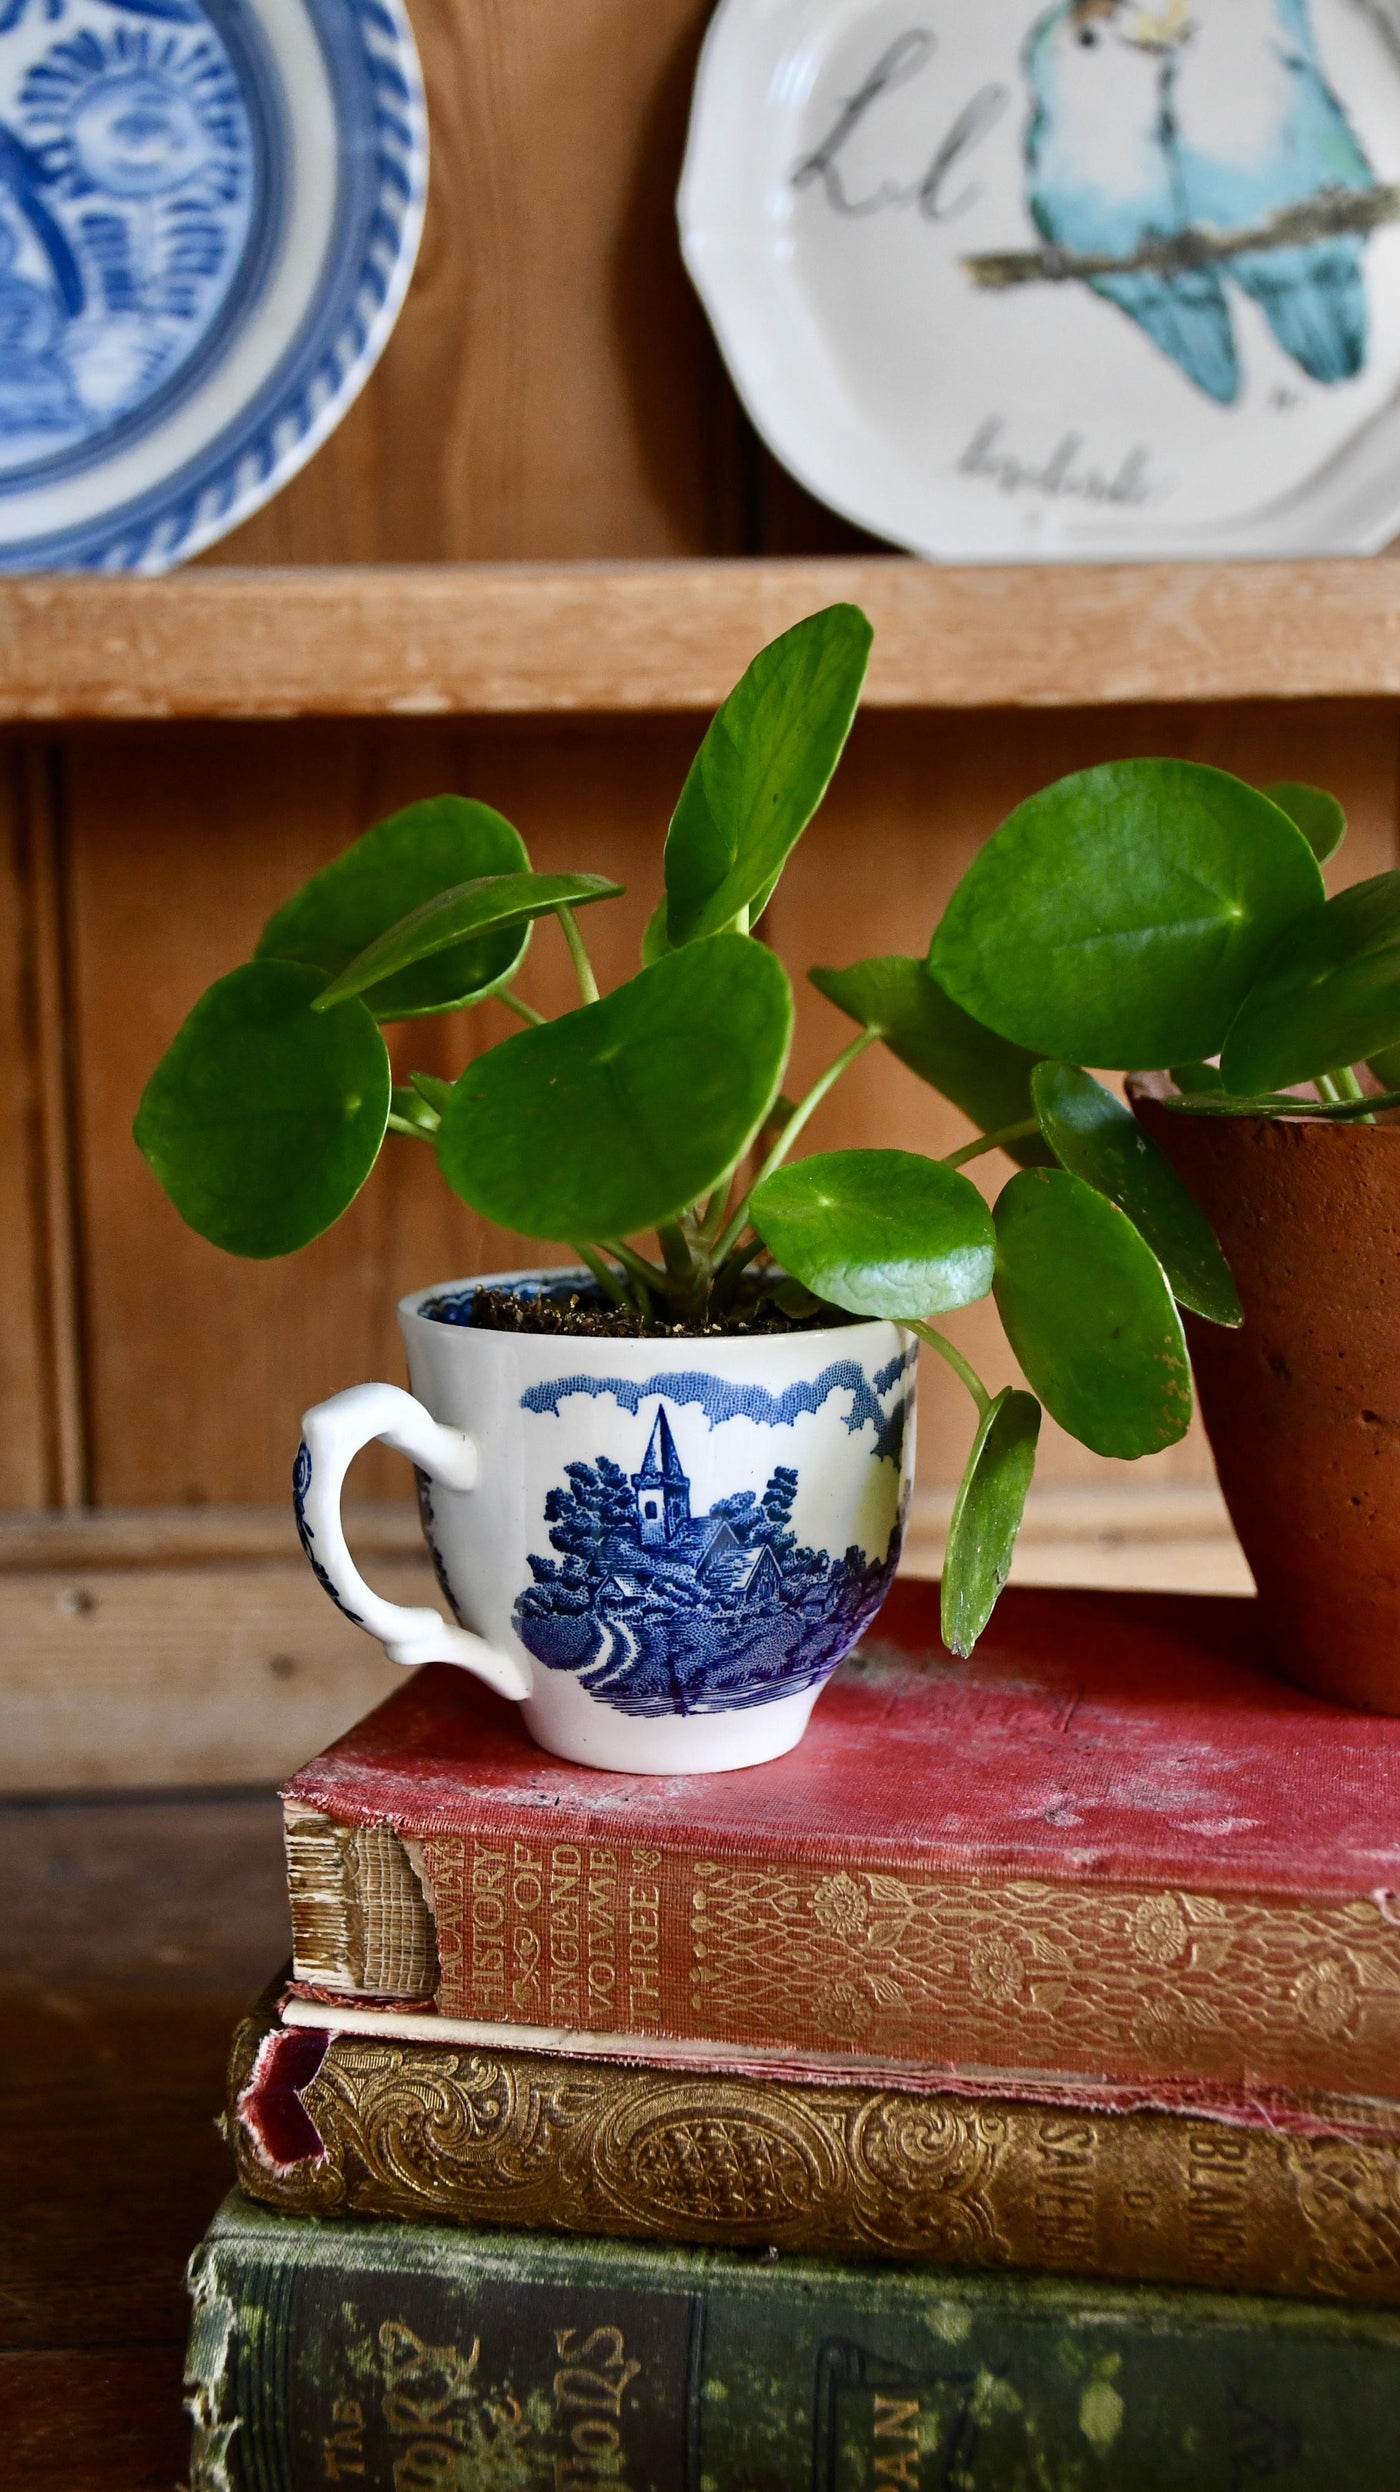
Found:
<box><xmin>295</xmin><ymin>1269</ymin><xmax>917</xmax><ymax>1774</ymax></box>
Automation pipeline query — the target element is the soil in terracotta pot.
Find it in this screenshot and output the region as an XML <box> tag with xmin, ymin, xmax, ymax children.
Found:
<box><xmin>434</xmin><ymin>1283</ymin><xmax>852</xmax><ymax>1340</ymax></box>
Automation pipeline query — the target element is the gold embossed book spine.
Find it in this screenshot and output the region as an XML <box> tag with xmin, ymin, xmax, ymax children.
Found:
<box><xmin>280</xmin><ymin>1583</ymin><xmax>1400</xmax><ymax>2120</ymax></box>
<box><xmin>283</xmin><ymin>1809</ymin><xmax>1400</xmax><ymax>2117</ymax></box>
<box><xmin>230</xmin><ymin>1998</ymin><xmax>1400</xmax><ymax>2307</ymax></box>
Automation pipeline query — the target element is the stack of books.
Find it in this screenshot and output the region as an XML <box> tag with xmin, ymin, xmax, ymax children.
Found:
<box><xmin>186</xmin><ymin>1578</ymin><xmax>1400</xmax><ymax>2487</ymax></box>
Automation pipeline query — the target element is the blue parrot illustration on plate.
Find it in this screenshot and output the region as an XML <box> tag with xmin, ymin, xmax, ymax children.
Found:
<box><xmin>1024</xmin><ymin>0</ymin><xmax>1239</xmax><ymax>402</ymax></box>
<box><xmin>1171</xmin><ymin>0</ymin><xmax>1375</xmax><ymax>384</ymax></box>
<box><xmin>1022</xmin><ymin>0</ymin><xmax>1376</xmax><ymax>401</ymax></box>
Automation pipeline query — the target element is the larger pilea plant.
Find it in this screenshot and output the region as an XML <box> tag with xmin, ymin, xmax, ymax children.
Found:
<box><xmin>137</xmin><ymin>607</ymin><xmax>1388</xmax><ymax>1655</ymax></box>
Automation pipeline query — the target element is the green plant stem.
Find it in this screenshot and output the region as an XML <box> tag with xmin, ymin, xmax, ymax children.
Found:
<box><xmin>942</xmin><ymin>1116</ymin><xmax>1040</xmax><ymax>1170</ymax></box>
<box><xmin>556</xmin><ymin>905</ymin><xmax>600</xmax><ymax>1006</ymax></box>
<box><xmin>699</xmin><ymin>1163</ymin><xmax>747</xmax><ymax>1249</ymax></box>
<box><xmin>606</xmin><ymin>1237</ymin><xmax>667</xmax><ymax>1290</ymax></box>
<box><xmin>1315</xmin><ymin>1071</ymin><xmax>1344</xmax><ymax>1104</ymax></box>
<box><xmin>658</xmin><ymin>1221</ymin><xmax>700</xmax><ymax>1288</ymax></box>
<box><xmin>709</xmin><ymin>1236</ymin><xmax>767</xmax><ymax>1315</ymax></box>
<box><xmin>701</xmin><ymin>1091</ymin><xmax>796</xmax><ymax>1247</ymax></box>
<box><xmin>499</xmin><ymin>988</ymin><xmax>545</xmax><ymax>1026</ymax></box>
<box><xmin>574</xmin><ymin>1242</ymin><xmax>627</xmax><ymax>1307</ymax></box>
<box><xmin>1315</xmin><ymin>1056</ymin><xmax>1375</xmax><ymax>1126</ymax></box>
<box><xmin>707</xmin><ymin>1029</ymin><xmax>879</xmax><ymax>1268</ymax></box>
<box><xmin>1330</xmin><ymin>1064</ymin><xmax>1373</xmax><ymax>1122</ymax></box>
<box><xmin>386</xmin><ymin>1111</ymin><xmax>436</xmax><ymax>1142</ymax></box>
<box><xmin>911</xmin><ymin>1321</ymin><xmax>993</xmax><ymax>1420</ymax></box>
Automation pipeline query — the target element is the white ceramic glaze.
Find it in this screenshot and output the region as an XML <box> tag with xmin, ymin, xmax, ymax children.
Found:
<box><xmin>296</xmin><ymin>1269</ymin><xmax>917</xmax><ymax>1774</ymax></box>
<box><xmin>680</xmin><ymin>0</ymin><xmax>1400</xmax><ymax>561</ymax></box>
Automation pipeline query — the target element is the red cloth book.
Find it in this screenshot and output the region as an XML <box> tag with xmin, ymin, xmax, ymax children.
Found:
<box><xmin>281</xmin><ymin>1580</ymin><xmax>1400</xmax><ymax>2126</ymax></box>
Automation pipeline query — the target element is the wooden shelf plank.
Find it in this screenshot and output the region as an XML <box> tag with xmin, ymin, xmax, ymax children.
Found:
<box><xmin>6</xmin><ymin>557</ymin><xmax>1400</xmax><ymax>721</ymax></box>
<box><xmin>0</xmin><ymin>1488</ymin><xmax>1246</xmax><ymax>1794</ymax></box>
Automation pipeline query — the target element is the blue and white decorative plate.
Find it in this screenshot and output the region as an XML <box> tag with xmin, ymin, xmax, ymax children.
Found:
<box><xmin>681</xmin><ymin>0</ymin><xmax>1400</xmax><ymax>560</ymax></box>
<box><xmin>0</xmin><ymin>0</ymin><xmax>425</xmax><ymax>571</ymax></box>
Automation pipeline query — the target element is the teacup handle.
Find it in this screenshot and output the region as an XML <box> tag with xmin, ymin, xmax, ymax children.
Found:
<box><xmin>295</xmin><ymin>1383</ymin><xmax>532</xmax><ymax>1700</ymax></box>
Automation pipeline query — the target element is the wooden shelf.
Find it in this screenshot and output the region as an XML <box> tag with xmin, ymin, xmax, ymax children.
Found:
<box><xmin>0</xmin><ymin>1488</ymin><xmax>1245</xmax><ymax>1795</ymax></box>
<box><xmin>8</xmin><ymin>556</ymin><xmax>1400</xmax><ymax>722</ymax></box>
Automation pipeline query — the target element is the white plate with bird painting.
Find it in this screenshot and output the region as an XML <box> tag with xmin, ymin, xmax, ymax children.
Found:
<box><xmin>680</xmin><ymin>0</ymin><xmax>1400</xmax><ymax>558</ymax></box>
<box><xmin>0</xmin><ymin>0</ymin><xmax>425</xmax><ymax>571</ymax></box>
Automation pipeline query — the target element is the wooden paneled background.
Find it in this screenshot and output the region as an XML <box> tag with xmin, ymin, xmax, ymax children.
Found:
<box><xmin>4</xmin><ymin>0</ymin><xmax>1397</xmax><ymax>1786</ymax></box>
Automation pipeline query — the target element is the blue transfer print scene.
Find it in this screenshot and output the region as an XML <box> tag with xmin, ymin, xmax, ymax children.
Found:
<box><xmin>0</xmin><ymin>0</ymin><xmax>255</xmax><ymax>469</ymax></box>
<box><xmin>512</xmin><ymin>1383</ymin><xmax>909</xmax><ymax>1720</ymax></box>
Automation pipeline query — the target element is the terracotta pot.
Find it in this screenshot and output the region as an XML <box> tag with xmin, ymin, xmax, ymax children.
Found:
<box><xmin>1131</xmin><ymin>1078</ymin><xmax>1400</xmax><ymax>1713</ymax></box>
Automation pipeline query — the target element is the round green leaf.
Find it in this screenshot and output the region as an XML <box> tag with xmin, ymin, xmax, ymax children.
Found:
<box><xmin>1221</xmin><ymin>871</ymin><xmax>1400</xmax><ymax>1094</ymax></box>
<box><xmin>993</xmin><ymin>1168</ymin><xmax>1192</xmax><ymax>1458</ymax></box>
<box><xmin>930</xmin><ymin>760</ymin><xmax>1325</xmax><ymax>1069</ymax></box>
<box><xmin>941</xmin><ymin>1387</ymin><xmax>1041</xmax><ymax>1658</ymax></box>
<box><xmin>437</xmin><ymin>934</ymin><xmax>792</xmax><ymax>1242</ymax></box>
<box><xmin>134</xmin><ymin>962</ymin><xmax>390</xmax><ymax>1258</ymax></box>
<box><xmin>1263</xmin><ymin>779</ymin><xmax>1346</xmax><ymax>865</ymax></box>
<box><xmin>664</xmin><ymin>605</ymin><xmax>872</xmax><ymax>945</ymax></box>
<box><xmin>314</xmin><ymin>872</ymin><xmax>624</xmax><ymax>1011</ymax></box>
<box><xmin>811</xmin><ymin>955</ymin><xmax>1054</xmax><ymax>1167</ymax></box>
<box><xmin>1031</xmin><ymin>1061</ymin><xmax>1241</xmax><ymax>1326</ymax></box>
<box><xmin>257</xmin><ymin>796</ymin><xmax>531</xmax><ymax>1019</ymax></box>
<box><xmin>750</xmin><ymin>1149</ymin><xmax>995</xmax><ymax>1319</ymax></box>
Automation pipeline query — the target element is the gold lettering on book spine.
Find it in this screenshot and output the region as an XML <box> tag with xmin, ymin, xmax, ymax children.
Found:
<box><xmin>326</xmin><ymin>1827</ymin><xmax>1400</xmax><ymax>2098</ymax></box>
<box><xmin>230</xmin><ymin>2010</ymin><xmax>1400</xmax><ymax>2306</ymax></box>
<box><xmin>419</xmin><ymin>1836</ymin><xmax>673</xmax><ymax>2035</ymax></box>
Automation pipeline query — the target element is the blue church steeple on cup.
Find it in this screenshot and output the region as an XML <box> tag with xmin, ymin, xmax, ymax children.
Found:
<box><xmin>632</xmin><ymin>1407</ymin><xmax>691</xmax><ymax>1547</ymax></box>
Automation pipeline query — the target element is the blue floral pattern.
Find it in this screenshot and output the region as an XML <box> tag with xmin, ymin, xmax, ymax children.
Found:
<box><xmin>0</xmin><ymin>0</ymin><xmax>259</xmax><ymax>475</ymax></box>
<box><xmin>0</xmin><ymin>0</ymin><xmax>424</xmax><ymax>568</ymax></box>
<box><xmin>513</xmin><ymin>1406</ymin><xmax>903</xmax><ymax>1718</ymax></box>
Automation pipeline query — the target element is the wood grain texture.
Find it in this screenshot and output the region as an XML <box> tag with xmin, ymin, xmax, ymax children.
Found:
<box><xmin>0</xmin><ymin>1794</ymin><xmax>289</xmax><ymax>2487</ymax></box>
<box><xmin>0</xmin><ymin>2348</ymin><xmax>190</xmax><ymax>2492</ymax></box>
<box><xmin>0</xmin><ymin>745</ymin><xmax>89</xmax><ymax>1510</ymax></box>
<box><xmin>0</xmin><ymin>1488</ymin><xmax>1246</xmax><ymax>1792</ymax></box>
<box><xmin>16</xmin><ymin>561</ymin><xmax>1400</xmax><ymax>717</ymax></box>
<box><xmin>0</xmin><ymin>1499</ymin><xmax>422</xmax><ymax>1570</ymax></box>
<box><xmin>0</xmin><ymin>754</ymin><xmax>49</xmax><ymax>1510</ymax></box>
<box><xmin>0</xmin><ymin>1557</ymin><xmax>433</xmax><ymax>1794</ymax></box>
<box><xmin>0</xmin><ymin>1790</ymin><xmax>287</xmax><ymax>1991</ymax></box>
<box><xmin>205</xmin><ymin>0</ymin><xmax>730</xmax><ymax>565</ymax></box>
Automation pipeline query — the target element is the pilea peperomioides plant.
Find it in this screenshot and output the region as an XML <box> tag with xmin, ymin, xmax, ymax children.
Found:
<box><xmin>139</xmin><ymin>607</ymin><xmax>1380</xmax><ymax>1656</ymax></box>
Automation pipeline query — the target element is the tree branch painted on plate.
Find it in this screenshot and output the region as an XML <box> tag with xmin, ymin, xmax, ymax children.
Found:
<box><xmin>964</xmin><ymin>185</ymin><xmax>1400</xmax><ymax>291</ymax></box>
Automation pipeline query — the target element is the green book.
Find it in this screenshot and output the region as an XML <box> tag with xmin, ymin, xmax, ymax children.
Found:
<box><xmin>188</xmin><ymin>2191</ymin><xmax>1399</xmax><ymax>2491</ymax></box>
